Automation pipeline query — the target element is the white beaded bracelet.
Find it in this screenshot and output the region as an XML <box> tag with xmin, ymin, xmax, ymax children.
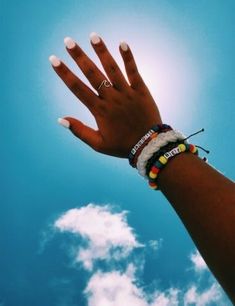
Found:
<box><xmin>136</xmin><ymin>130</ymin><xmax>188</xmax><ymax>178</ymax></box>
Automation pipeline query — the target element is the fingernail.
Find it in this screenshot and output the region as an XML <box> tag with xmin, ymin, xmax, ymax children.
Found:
<box><xmin>64</xmin><ymin>37</ymin><xmax>76</xmax><ymax>49</ymax></box>
<box><xmin>58</xmin><ymin>118</ymin><xmax>70</xmax><ymax>128</ymax></box>
<box><xmin>90</xmin><ymin>32</ymin><xmax>101</xmax><ymax>45</ymax></box>
<box><xmin>120</xmin><ymin>41</ymin><xmax>128</xmax><ymax>51</ymax></box>
<box><xmin>49</xmin><ymin>55</ymin><xmax>61</xmax><ymax>67</ymax></box>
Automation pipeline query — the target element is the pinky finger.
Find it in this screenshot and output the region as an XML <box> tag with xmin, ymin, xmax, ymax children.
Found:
<box><xmin>119</xmin><ymin>42</ymin><xmax>146</xmax><ymax>92</ymax></box>
<box><xmin>58</xmin><ymin>117</ymin><xmax>103</xmax><ymax>152</ymax></box>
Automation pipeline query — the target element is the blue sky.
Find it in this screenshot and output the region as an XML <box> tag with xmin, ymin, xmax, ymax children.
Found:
<box><xmin>1</xmin><ymin>0</ymin><xmax>235</xmax><ymax>305</ymax></box>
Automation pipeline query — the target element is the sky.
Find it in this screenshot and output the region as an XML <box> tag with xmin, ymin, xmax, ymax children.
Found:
<box><xmin>1</xmin><ymin>0</ymin><xmax>235</xmax><ymax>305</ymax></box>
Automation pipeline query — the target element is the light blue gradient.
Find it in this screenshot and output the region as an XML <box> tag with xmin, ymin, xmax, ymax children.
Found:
<box><xmin>1</xmin><ymin>0</ymin><xmax>234</xmax><ymax>305</ymax></box>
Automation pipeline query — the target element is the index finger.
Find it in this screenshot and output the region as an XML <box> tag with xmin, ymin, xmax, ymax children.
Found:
<box><xmin>49</xmin><ymin>55</ymin><xmax>100</xmax><ymax>112</ymax></box>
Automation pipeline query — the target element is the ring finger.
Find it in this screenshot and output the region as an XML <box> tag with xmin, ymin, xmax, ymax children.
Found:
<box><xmin>89</xmin><ymin>32</ymin><xmax>129</xmax><ymax>91</ymax></box>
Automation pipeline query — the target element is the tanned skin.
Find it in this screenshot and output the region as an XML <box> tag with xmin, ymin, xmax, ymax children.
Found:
<box><xmin>49</xmin><ymin>34</ymin><xmax>235</xmax><ymax>303</ymax></box>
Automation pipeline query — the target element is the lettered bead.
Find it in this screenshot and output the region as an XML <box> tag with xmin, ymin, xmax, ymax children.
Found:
<box><xmin>159</xmin><ymin>155</ymin><xmax>168</xmax><ymax>165</ymax></box>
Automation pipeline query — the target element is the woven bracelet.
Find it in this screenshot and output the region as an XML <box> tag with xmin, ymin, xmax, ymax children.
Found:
<box><xmin>128</xmin><ymin>124</ymin><xmax>172</xmax><ymax>167</ymax></box>
<box><xmin>130</xmin><ymin>128</ymin><xmax>172</xmax><ymax>168</ymax></box>
<box><xmin>136</xmin><ymin>130</ymin><xmax>187</xmax><ymax>178</ymax></box>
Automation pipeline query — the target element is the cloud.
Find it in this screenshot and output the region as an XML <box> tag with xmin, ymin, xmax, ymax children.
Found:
<box><xmin>148</xmin><ymin>239</ymin><xmax>163</xmax><ymax>251</ymax></box>
<box><xmin>184</xmin><ymin>283</ymin><xmax>222</xmax><ymax>305</ymax></box>
<box><xmin>84</xmin><ymin>268</ymin><xmax>224</xmax><ymax>306</ymax></box>
<box><xmin>189</xmin><ymin>249</ymin><xmax>208</xmax><ymax>273</ymax></box>
<box><xmin>150</xmin><ymin>288</ymin><xmax>180</xmax><ymax>306</ymax></box>
<box><xmin>52</xmin><ymin>204</ymin><xmax>230</xmax><ymax>306</ymax></box>
<box><xmin>54</xmin><ymin>204</ymin><xmax>143</xmax><ymax>270</ymax></box>
<box><xmin>84</xmin><ymin>269</ymin><xmax>180</xmax><ymax>306</ymax></box>
<box><xmin>85</xmin><ymin>269</ymin><xmax>147</xmax><ymax>306</ymax></box>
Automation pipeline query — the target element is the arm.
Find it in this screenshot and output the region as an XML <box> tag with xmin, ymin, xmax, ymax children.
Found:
<box><xmin>49</xmin><ymin>33</ymin><xmax>235</xmax><ymax>303</ymax></box>
<box><xmin>158</xmin><ymin>151</ymin><xmax>235</xmax><ymax>302</ymax></box>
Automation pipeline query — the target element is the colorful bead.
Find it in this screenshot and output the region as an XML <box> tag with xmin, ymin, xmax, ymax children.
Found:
<box><xmin>189</xmin><ymin>144</ymin><xmax>197</xmax><ymax>153</ymax></box>
<box><xmin>178</xmin><ymin>143</ymin><xmax>186</xmax><ymax>152</ymax></box>
<box><xmin>146</xmin><ymin>141</ymin><xmax>203</xmax><ymax>192</ymax></box>
<box><xmin>149</xmin><ymin>171</ymin><xmax>158</xmax><ymax>179</ymax></box>
<box><xmin>185</xmin><ymin>143</ymin><xmax>190</xmax><ymax>150</ymax></box>
<box><xmin>149</xmin><ymin>181</ymin><xmax>158</xmax><ymax>189</ymax></box>
<box><xmin>128</xmin><ymin>125</ymin><xmax>173</xmax><ymax>168</ymax></box>
<box><xmin>154</xmin><ymin>160</ymin><xmax>164</xmax><ymax>169</ymax></box>
<box><xmin>159</xmin><ymin>155</ymin><xmax>168</xmax><ymax>165</ymax></box>
<box><xmin>151</xmin><ymin>166</ymin><xmax>160</xmax><ymax>174</ymax></box>
<box><xmin>151</xmin><ymin>132</ymin><xmax>158</xmax><ymax>139</ymax></box>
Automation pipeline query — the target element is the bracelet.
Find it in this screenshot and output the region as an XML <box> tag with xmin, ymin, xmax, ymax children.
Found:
<box><xmin>145</xmin><ymin>139</ymin><xmax>185</xmax><ymax>175</ymax></box>
<box><xmin>127</xmin><ymin>122</ymin><xmax>210</xmax><ymax>191</ymax></box>
<box><xmin>128</xmin><ymin>124</ymin><xmax>172</xmax><ymax>167</ymax></box>
<box><xmin>130</xmin><ymin>128</ymin><xmax>172</xmax><ymax>168</ymax></box>
<box><xmin>147</xmin><ymin>142</ymin><xmax>198</xmax><ymax>190</ymax></box>
<box><xmin>136</xmin><ymin>130</ymin><xmax>187</xmax><ymax>178</ymax></box>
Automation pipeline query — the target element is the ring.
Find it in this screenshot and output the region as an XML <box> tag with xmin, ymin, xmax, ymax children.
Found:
<box><xmin>97</xmin><ymin>79</ymin><xmax>112</xmax><ymax>90</ymax></box>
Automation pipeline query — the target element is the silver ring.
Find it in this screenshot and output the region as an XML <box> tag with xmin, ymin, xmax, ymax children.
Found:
<box><xmin>97</xmin><ymin>79</ymin><xmax>112</xmax><ymax>90</ymax></box>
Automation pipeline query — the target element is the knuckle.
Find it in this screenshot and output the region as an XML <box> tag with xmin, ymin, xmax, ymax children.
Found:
<box><xmin>109</xmin><ymin>64</ymin><xmax>116</xmax><ymax>74</ymax></box>
<box><xmin>66</xmin><ymin>75</ymin><xmax>77</xmax><ymax>87</ymax></box>
<box><xmin>67</xmin><ymin>76</ymin><xmax>83</xmax><ymax>95</ymax></box>
<box><xmin>129</xmin><ymin>67</ymin><xmax>138</xmax><ymax>75</ymax></box>
<box><xmin>84</xmin><ymin>66</ymin><xmax>95</xmax><ymax>78</ymax></box>
<box><xmin>96</xmin><ymin>102</ymin><xmax>108</xmax><ymax>114</ymax></box>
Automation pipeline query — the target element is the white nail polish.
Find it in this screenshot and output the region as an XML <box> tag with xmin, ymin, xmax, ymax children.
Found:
<box><xmin>49</xmin><ymin>55</ymin><xmax>61</xmax><ymax>67</ymax></box>
<box><xmin>64</xmin><ymin>37</ymin><xmax>76</xmax><ymax>49</ymax></box>
<box><xmin>58</xmin><ymin>118</ymin><xmax>70</xmax><ymax>128</ymax></box>
<box><xmin>120</xmin><ymin>41</ymin><xmax>128</xmax><ymax>51</ymax></box>
<box><xmin>90</xmin><ymin>32</ymin><xmax>101</xmax><ymax>44</ymax></box>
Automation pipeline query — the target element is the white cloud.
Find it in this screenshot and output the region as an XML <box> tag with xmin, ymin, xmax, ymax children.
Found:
<box><xmin>150</xmin><ymin>288</ymin><xmax>180</xmax><ymax>306</ymax></box>
<box><xmin>148</xmin><ymin>239</ymin><xmax>163</xmax><ymax>251</ymax></box>
<box><xmin>184</xmin><ymin>283</ymin><xmax>222</xmax><ymax>305</ymax></box>
<box><xmin>85</xmin><ymin>270</ymin><xmax>147</xmax><ymax>306</ymax></box>
<box><xmin>85</xmin><ymin>269</ymin><xmax>224</xmax><ymax>306</ymax></box>
<box><xmin>189</xmin><ymin>249</ymin><xmax>208</xmax><ymax>273</ymax></box>
<box><xmin>54</xmin><ymin>204</ymin><xmax>143</xmax><ymax>270</ymax></box>
<box><xmin>52</xmin><ymin>204</ymin><xmax>230</xmax><ymax>306</ymax></box>
<box><xmin>84</xmin><ymin>269</ymin><xmax>180</xmax><ymax>306</ymax></box>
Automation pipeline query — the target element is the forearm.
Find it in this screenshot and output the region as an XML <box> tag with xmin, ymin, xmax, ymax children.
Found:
<box><xmin>157</xmin><ymin>152</ymin><xmax>235</xmax><ymax>302</ymax></box>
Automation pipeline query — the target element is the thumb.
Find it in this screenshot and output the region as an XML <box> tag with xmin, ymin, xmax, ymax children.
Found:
<box><xmin>58</xmin><ymin>117</ymin><xmax>103</xmax><ymax>151</ymax></box>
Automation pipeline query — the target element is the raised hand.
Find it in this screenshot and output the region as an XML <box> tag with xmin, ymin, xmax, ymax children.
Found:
<box><xmin>49</xmin><ymin>32</ymin><xmax>162</xmax><ymax>158</ymax></box>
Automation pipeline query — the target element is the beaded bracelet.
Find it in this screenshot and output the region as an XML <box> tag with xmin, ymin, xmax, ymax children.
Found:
<box><xmin>136</xmin><ymin>130</ymin><xmax>187</xmax><ymax>178</ymax></box>
<box><xmin>128</xmin><ymin>124</ymin><xmax>172</xmax><ymax>167</ymax></box>
<box><xmin>147</xmin><ymin>142</ymin><xmax>198</xmax><ymax>190</ymax></box>
<box><xmin>145</xmin><ymin>140</ymin><xmax>185</xmax><ymax>175</ymax></box>
<box><xmin>130</xmin><ymin>128</ymin><xmax>172</xmax><ymax>168</ymax></box>
<box><xmin>128</xmin><ymin>123</ymin><xmax>210</xmax><ymax>191</ymax></box>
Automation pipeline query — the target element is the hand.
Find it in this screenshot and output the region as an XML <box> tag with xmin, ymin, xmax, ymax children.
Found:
<box><xmin>49</xmin><ymin>33</ymin><xmax>163</xmax><ymax>158</ymax></box>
